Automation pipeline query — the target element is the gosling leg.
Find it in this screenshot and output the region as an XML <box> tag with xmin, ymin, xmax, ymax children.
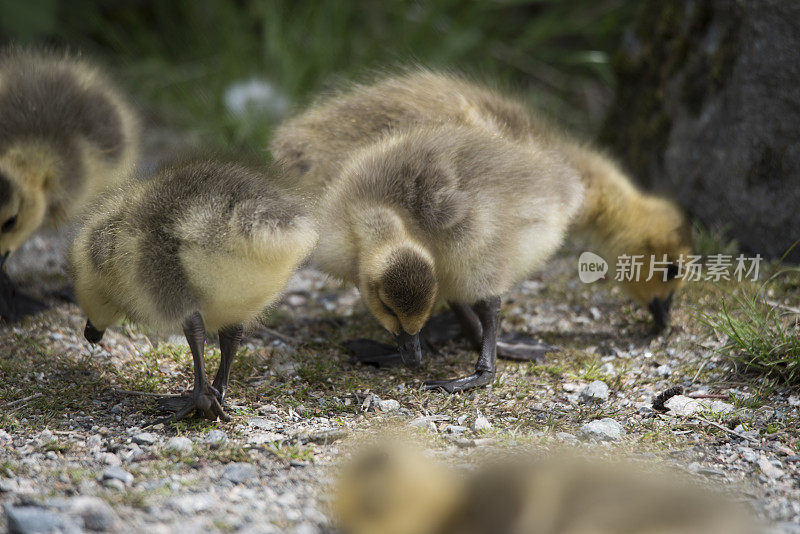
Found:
<box><xmin>160</xmin><ymin>312</ymin><xmax>229</xmax><ymax>422</ymax></box>
<box><xmin>424</xmin><ymin>296</ymin><xmax>500</xmax><ymax>393</ymax></box>
<box><xmin>211</xmin><ymin>324</ymin><xmax>243</xmax><ymax>404</ymax></box>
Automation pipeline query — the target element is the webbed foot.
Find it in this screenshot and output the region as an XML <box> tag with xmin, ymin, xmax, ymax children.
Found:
<box><xmin>423</xmin><ymin>370</ymin><xmax>495</xmax><ymax>393</ymax></box>
<box><xmin>0</xmin><ymin>271</ymin><xmax>46</xmax><ymax>323</ymax></box>
<box><xmin>496</xmin><ymin>333</ymin><xmax>558</xmax><ymax>362</ymax></box>
<box><xmin>343</xmin><ymin>338</ymin><xmax>404</xmax><ymax>368</ymax></box>
<box><xmin>158</xmin><ymin>384</ymin><xmax>229</xmax><ymax>422</ymax></box>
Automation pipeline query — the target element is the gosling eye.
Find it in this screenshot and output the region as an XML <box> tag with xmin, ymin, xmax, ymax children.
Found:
<box><xmin>666</xmin><ymin>263</ymin><xmax>680</xmax><ymax>280</ymax></box>
<box><xmin>1</xmin><ymin>215</ymin><xmax>17</xmax><ymax>233</ymax></box>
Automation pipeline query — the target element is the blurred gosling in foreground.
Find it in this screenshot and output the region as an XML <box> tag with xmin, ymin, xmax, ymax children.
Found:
<box><xmin>70</xmin><ymin>160</ymin><xmax>317</xmax><ymax>421</ymax></box>
<box><xmin>336</xmin><ymin>444</ymin><xmax>757</xmax><ymax>534</ymax></box>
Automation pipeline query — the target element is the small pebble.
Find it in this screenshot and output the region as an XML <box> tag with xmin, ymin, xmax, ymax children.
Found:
<box><xmin>580</xmin><ymin>380</ymin><xmax>609</xmax><ymax>404</ymax></box>
<box><xmin>579</xmin><ymin>418</ymin><xmax>625</xmax><ymax>441</ymax></box>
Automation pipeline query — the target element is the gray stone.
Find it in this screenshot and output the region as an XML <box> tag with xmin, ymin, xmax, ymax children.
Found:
<box><xmin>555</xmin><ymin>432</ymin><xmax>578</xmax><ymax>444</ymax></box>
<box><xmin>167</xmin><ymin>494</ymin><xmax>217</xmax><ymax>514</ymax></box>
<box><xmin>579</xmin><ymin>418</ymin><xmax>625</xmax><ymax>441</ymax></box>
<box><xmin>580</xmin><ymin>380</ymin><xmax>610</xmax><ymax>404</ymax></box>
<box><xmin>166</xmin><ymin>436</ymin><xmax>193</xmax><ymax>453</ymax></box>
<box><xmin>101</xmin><ymin>466</ymin><xmax>133</xmax><ymax>486</ymax></box>
<box><xmin>655</xmin><ymin>364</ymin><xmax>672</xmax><ymax>377</ymax></box>
<box><xmin>664</xmin><ymin>395</ymin><xmax>701</xmax><ymax>416</ymax></box>
<box><xmin>64</xmin><ymin>496</ymin><xmax>117</xmax><ymax>531</ymax></box>
<box><xmin>203</xmin><ymin>429</ymin><xmax>228</xmax><ymax>448</ymax></box>
<box><xmin>376</xmin><ymin>398</ymin><xmax>400</xmax><ymax>412</ymax></box>
<box><xmin>443</xmin><ymin>425</ymin><xmax>468</xmax><ymax>435</ymax></box>
<box><xmin>472</xmin><ymin>415</ymin><xmax>492</xmax><ymax>432</ymax></box>
<box><xmin>4</xmin><ymin>504</ymin><xmax>80</xmax><ymax>534</ymax></box>
<box><xmin>408</xmin><ymin>417</ymin><xmax>438</xmax><ymax>432</ymax></box>
<box><xmin>248</xmin><ymin>432</ymin><xmax>285</xmax><ymax>445</ymax></box>
<box><xmin>757</xmin><ymin>456</ymin><xmax>785</xmax><ymax>479</ymax></box>
<box><xmin>132</xmin><ymin>432</ymin><xmax>157</xmax><ymax>446</ymax></box>
<box><xmin>222</xmin><ymin>462</ymin><xmax>258</xmax><ymax>484</ymax></box>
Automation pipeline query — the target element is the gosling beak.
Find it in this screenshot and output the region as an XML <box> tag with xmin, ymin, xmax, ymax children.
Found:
<box><xmin>395</xmin><ymin>330</ymin><xmax>422</xmax><ymax>368</ymax></box>
<box><xmin>84</xmin><ymin>319</ymin><xmax>105</xmax><ymax>344</ymax></box>
<box><xmin>648</xmin><ymin>294</ymin><xmax>673</xmax><ymax>331</ymax></box>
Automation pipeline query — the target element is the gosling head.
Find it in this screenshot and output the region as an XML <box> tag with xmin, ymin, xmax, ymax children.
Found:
<box><xmin>615</xmin><ymin>195</ymin><xmax>692</xmax><ymax>331</ymax></box>
<box><xmin>0</xmin><ymin>163</ymin><xmax>48</xmax><ymax>263</ymax></box>
<box><xmin>358</xmin><ymin>244</ymin><xmax>438</xmax><ymax>366</ymax></box>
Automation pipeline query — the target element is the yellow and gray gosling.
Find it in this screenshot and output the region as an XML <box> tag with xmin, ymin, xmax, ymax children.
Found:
<box><xmin>70</xmin><ymin>160</ymin><xmax>317</xmax><ymax>421</ymax></box>
<box><xmin>271</xmin><ymin>68</ymin><xmax>691</xmax><ymax>329</ymax></box>
<box><xmin>0</xmin><ymin>47</ymin><xmax>138</xmax><ymax>321</ymax></box>
<box><xmin>0</xmin><ymin>47</ymin><xmax>138</xmax><ymax>263</ymax></box>
<box><xmin>336</xmin><ymin>445</ymin><xmax>757</xmax><ymax>534</ymax></box>
<box><xmin>314</xmin><ymin>124</ymin><xmax>583</xmax><ymax>392</ymax></box>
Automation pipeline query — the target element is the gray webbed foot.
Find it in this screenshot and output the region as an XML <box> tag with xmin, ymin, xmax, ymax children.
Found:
<box><xmin>423</xmin><ymin>370</ymin><xmax>495</xmax><ymax>393</ymax></box>
<box><xmin>496</xmin><ymin>333</ymin><xmax>559</xmax><ymax>362</ymax></box>
<box><xmin>0</xmin><ymin>270</ymin><xmax>46</xmax><ymax>323</ymax></box>
<box><xmin>158</xmin><ymin>384</ymin><xmax>229</xmax><ymax>422</ymax></box>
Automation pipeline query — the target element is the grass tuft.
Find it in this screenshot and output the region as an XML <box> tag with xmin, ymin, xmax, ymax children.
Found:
<box><xmin>697</xmin><ymin>268</ymin><xmax>800</xmax><ymax>385</ymax></box>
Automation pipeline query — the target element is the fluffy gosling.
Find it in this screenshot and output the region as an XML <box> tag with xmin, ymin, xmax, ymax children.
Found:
<box><xmin>313</xmin><ymin>125</ymin><xmax>583</xmax><ymax>391</ymax></box>
<box><xmin>70</xmin><ymin>160</ymin><xmax>317</xmax><ymax>420</ymax></box>
<box><xmin>271</xmin><ymin>68</ymin><xmax>691</xmax><ymax>329</ymax></box>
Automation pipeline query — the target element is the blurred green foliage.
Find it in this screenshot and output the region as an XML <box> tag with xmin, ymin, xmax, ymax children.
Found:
<box><xmin>0</xmin><ymin>0</ymin><xmax>640</xmax><ymax>150</ymax></box>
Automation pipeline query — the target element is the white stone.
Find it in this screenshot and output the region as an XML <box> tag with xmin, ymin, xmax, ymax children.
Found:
<box><xmin>166</xmin><ymin>436</ymin><xmax>193</xmax><ymax>453</ymax></box>
<box><xmin>579</xmin><ymin>418</ymin><xmax>625</xmax><ymax>441</ymax></box>
<box><xmin>580</xmin><ymin>381</ymin><xmax>610</xmax><ymax>403</ymax></box>
<box><xmin>472</xmin><ymin>415</ymin><xmax>492</xmax><ymax>432</ymax></box>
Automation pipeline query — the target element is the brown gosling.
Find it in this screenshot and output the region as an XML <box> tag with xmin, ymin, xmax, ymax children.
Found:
<box><xmin>271</xmin><ymin>68</ymin><xmax>691</xmax><ymax>330</ymax></box>
<box><xmin>312</xmin><ymin>124</ymin><xmax>583</xmax><ymax>392</ymax></box>
<box><xmin>70</xmin><ymin>160</ymin><xmax>317</xmax><ymax>421</ymax></box>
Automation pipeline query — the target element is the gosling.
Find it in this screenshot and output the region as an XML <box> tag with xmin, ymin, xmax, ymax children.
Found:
<box><xmin>0</xmin><ymin>47</ymin><xmax>139</xmax><ymax>320</ymax></box>
<box><xmin>313</xmin><ymin>125</ymin><xmax>583</xmax><ymax>392</ymax></box>
<box><xmin>70</xmin><ymin>160</ymin><xmax>317</xmax><ymax>421</ymax></box>
<box><xmin>271</xmin><ymin>68</ymin><xmax>691</xmax><ymax>330</ymax></box>
<box><xmin>336</xmin><ymin>445</ymin><xmax>756</xmax><ymax>534</ymax></box>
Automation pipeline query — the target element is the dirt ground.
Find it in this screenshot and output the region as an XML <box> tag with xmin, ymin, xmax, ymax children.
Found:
<box><xmin>0</xmin><ymin>216</ymin><xmax>799</xmax><ymax>533</ymax></box>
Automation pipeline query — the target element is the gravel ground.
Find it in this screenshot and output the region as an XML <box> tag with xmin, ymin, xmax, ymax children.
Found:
<box><xmin>1</xmin><ymin>220</ymin><xmax>799</xmax><ymax>533</ymax></box>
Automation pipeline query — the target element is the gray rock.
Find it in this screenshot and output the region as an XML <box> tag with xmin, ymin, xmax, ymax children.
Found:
<box><xmin>248</xmin><ymin>432</ymin><xmax>285</xmax><ymax>445</ymax></box>
<box><xmin>663</xmin><ymin>395</ymin><xmax>701</xmax><ymax>416</ymax></box>
<box><xmin>166</xmin><ymin>436</ymin><xmax>193</xmax><ymax>453</ymax></box>
<box><xmin>222</xmin><ymin>462</ymin><xmax>258</xmax><ymax>484</ymax></box>
<box><xmin>132</xmin><ymin>432</ymin><xmax>157</xmax><ymax>446</ymax></box>
<box><xmin>64</xmin><ymin>497</ymin><xmax>117</xmax><ymax>531</ymax></box>
<box><xmin>377</xmin><ymin>398</ymin><xmax>401</xmax><ymax>412</ymax></box>
<box><xmin>4</xmin><ymin>504</ymin><xmax>80</xmax><ymax>534</ymax></box>
<box><xmin>757</xmin><ymin>456</ymin><xmax>785</xmax><ymax>479</ymax></box>
<box><xmin>443</xmin><ymin>425</ymin><xmax>468</xmax><ymax>434</ymax></box>
<box><xmin>361</xmin><ymin>394</ymin><xmax>399</xmax><ymax>412</ymax></box>
<box><xmin>408</xmin><ymin>417</ymin><xmax>438</xmax><ymax>432</ymax></box>
<box><xmin>655</xmin><ymin>364</ymin><xmax>672</xmax><ymax>377</ymax></box>
<box><xmin>97</xmin><ymin>452</ymin><xmax>120</xmax><ymax>466</ymax></box>
<box><xmin>555</xmin><ymin>432</ymin><xmax>579</xmax><ymax>444</ymax></box>
<box><xmin>580</xmin><ymin>380</ymin><xmax>610</xmax><ymax>404</ymax></box>
<box><xmin>296</xmin><ymin>428</ymin><xmax>347</xmax><ymax>445</ymax></box>
<box><xmin>247</xmin><ymin>417</ymin><xmax>277</xmax><ymax>430</ymax></box>
<box><xmin>472</xmin><ymin>415</ymin><xmax>492</xmax><ymax>432</ymax></box>
<box><xmin>579</xmin><ymin>418</ymin><xmax>625</xmax><ymax>441</ymax></box>
<box><xmin>203</xmin><ymin>429</ymin><xmax>228</xmax><ymax>448</ymax></box>
<box><xmin>101</xmin><ymin>466</ymin><xmax>133</xmax><ymax>486</ymax></box>
<box><xmin>167</xmin><ymin>494</ymin><xmax>217</xmax><ymax>514</ymax></box>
